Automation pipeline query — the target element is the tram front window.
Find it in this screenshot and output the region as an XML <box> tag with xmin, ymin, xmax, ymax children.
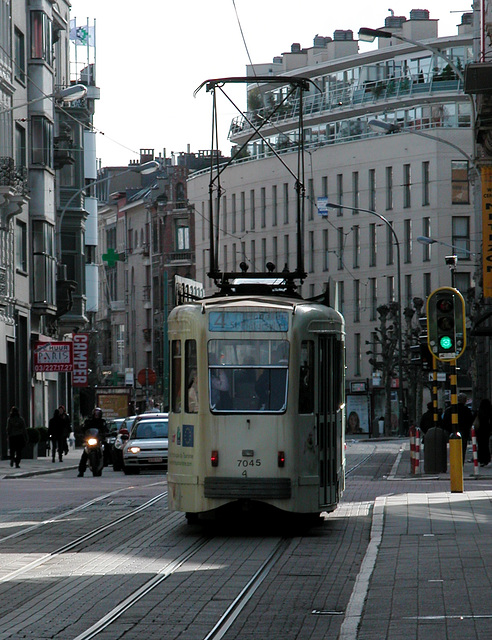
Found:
<box><xmin>208</xmin><ymin>339</ymin><xmax>289</xmax><ymax>413</ymax></box>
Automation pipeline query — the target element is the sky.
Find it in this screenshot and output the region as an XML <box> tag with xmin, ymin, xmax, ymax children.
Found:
<box><xmin>69</xmin><ymin>0</ymin><xmax>474</xmax><ymax>167</ymax></box>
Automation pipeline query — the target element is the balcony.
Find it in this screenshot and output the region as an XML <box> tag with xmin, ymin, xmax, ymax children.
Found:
<box><xmin>0</xmin><ymin>157</ymin><xmax>28</xmax><ymax>229</ymax></box>
<box><xmin>167</xmin><ymin>251</ymin><xmax>194</xmax><ymax>264</ymax></box>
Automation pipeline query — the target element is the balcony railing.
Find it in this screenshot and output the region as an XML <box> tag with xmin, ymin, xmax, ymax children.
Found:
<box><xmin>0</xmin><ymin>157</ymin><xmax>28</xmax><ymax>195</ymax></box>
<box><xmin>167</xmin><ymin>251</ymin><xmax>194</xmax><ymax>263</ymax></box>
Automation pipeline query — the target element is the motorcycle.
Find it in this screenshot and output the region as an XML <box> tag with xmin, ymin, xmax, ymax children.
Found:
<box><xmin>84</xmin><ymin>428</ymin><xmax>104</xmax><ymax>477</ymax></box>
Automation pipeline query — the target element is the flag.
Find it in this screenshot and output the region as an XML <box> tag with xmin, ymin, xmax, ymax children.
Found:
<box><xmin>69</xmin><ymin>19</ymin><xmax>95</xmax><ymax>47</ymax></box>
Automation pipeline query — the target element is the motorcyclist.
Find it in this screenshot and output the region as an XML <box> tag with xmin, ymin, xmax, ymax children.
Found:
<box><xmin>77</xmin><ymin>407</ymin><xmax>108</xmax><ymax>477</ymax></box>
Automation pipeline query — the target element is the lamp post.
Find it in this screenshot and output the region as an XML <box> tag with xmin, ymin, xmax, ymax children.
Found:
<box><xmin>324</xmin><ymin>202</ymin><xmax>404</xmax><ymax>434</ymax></box>
<box><xmin>0</xmin><ymin>84</ymin><xmax>87</xmax><ymax>114</ymax></box>
<box><xmin>417</xmin><ymin>235</ymin><xmax>476</xmax><ymax>258</ymax></box>
<box><xmin>56</xmin><ymin>160</ymin><xmax>160</xmax><ymax>262</ymax></box>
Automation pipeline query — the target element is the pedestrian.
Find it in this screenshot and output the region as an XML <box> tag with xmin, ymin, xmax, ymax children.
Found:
<box><xmin>419</xmin><ymin>401</ymin><xmax>442</xmax><ymax>439</ymax></box>
<box><xmin>6</xmin><ymin>406</ymin><xmax>28</xmax><ymax>469</ymax></box>
<box><xmin>473</xmin><ymin>398</ymin><xmax>492</xmax><ymax>467</ymax></box>
<box><xmin>57</xmin><ymin>405</ymin><xmax>71</xmax><ymax>455</ymax></box>
<box><xmin>48</xmin><ymin>409</ymin><xmax>66</xmax><ymax>462</ymax></box>
<box><xmin>78</xmin><ymin>407</ymin><xmax>108</xmax><ymax>477</ymax></box>
<box><xmin>442</xmin><ymin>393</ymin><xmax>474</xmax><ymax>465</ymax></box>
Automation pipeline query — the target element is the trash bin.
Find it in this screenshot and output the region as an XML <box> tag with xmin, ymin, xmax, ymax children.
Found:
<box><xmin>424</xmin><ymin>426</ymin><xmax>447</xmax><ymax>473</ymax></box>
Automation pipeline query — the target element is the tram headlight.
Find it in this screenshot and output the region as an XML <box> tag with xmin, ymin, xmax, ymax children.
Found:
<box><xmin>128</xmin><ymin>446</ymin><xmax>141</xmax><ymax>454</ymax></box>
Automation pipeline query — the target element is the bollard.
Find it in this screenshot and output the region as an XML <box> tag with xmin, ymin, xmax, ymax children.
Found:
<box><xmin>423</xmin><ymin>427</ymin><xmax>447</xmax><ymax>474</ymax></box>
<box><xmin>471</xmin><ymin>426</ymin><xmax>479</xmax><ymax>476</ymax></box>
<box><xmin>414</xmin><ymin>427</ymin><xmax>421</xmax><ymax>475</ymax></box>
<box><xmin>449</xmin><ymin>432</ymin><xmax>464</xmax><ymax>493</ymax></box>
<box><xmin>409</xmin><ymin>426</ymin><xmax>415</xmax><ymax>474</ymax></box>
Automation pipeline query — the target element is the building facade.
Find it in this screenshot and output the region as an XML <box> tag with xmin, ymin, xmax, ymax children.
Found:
<box><xmin>189</xmin><ymin>9</ymin><xmax>477</xmax><ymax>431</ymax></box>
<box><xmin>0</xmin><ymin>0</ymin><xmax>97</xmax><ymax>453</ymax></box>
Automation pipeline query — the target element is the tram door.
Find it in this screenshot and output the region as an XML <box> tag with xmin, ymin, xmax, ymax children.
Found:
<box><xmin>317</xmin><ymin>334</ymin><xmax>343</xmax><ymax>507</ymax></box>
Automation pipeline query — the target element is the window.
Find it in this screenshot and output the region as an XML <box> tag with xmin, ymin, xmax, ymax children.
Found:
<box><xmin>385</xmin><ymin>166</ymin><xmax>393</xmax><ymax>210</ymax></box>
<box><xmin>405</xmin><ymin>275</ymin><xmax>412</xmax><ymax>306</ymax></box>
<box><xmin>369</xmin><ymin>277</ymin><xmax>377</xmax><ymax>321</ymax></box>
<box><xmin>403</xmin><ymin>164</ymin><xmax>411</xmax><ymax>208</ymax></box>
<box><xmin>323</xmin><ymin>229</ymin><xmax>329</xmax><ymax>271</ymax></box>
<box><xmin>451</xmin><ymin>160</ymin><xmax>469</xmax><ymax>204</ymax></box>
<box><xmin>272</xmin><ymin>236</ymin><xmax>278</xmax><ymax>269</ymax></box>
<box><xmin>185</xmin><ymin>340</ymin><xmax>198</xmax><ymax>413</ymax></box>
<box><xmin>387</xmin><ymin>276</ymin><xmax>395</xmax><ymax>302</ymax></box>
<box><xmin>354</xmin><ymin>279</ymin><xmax>360</xmax><ymax>322</ymax></box>
<box><xmin>452</xmin><ymin>216</ymin><xmax>470</xmax><ymax>260</ymax></box>
<box><xmin>354</xmin><ymin>333</ymin><xmax>361</xmax><ymax>376</ymax></box>
<box><xmin>15</xmin><ymin>124</ymin><xmax>26</xmax><ymax>168</ymax></box>
<box><xmin>31</xmin><ymin>116</ymin><xmax>53</xmax><ymax>167</ymax></box>
<box><xmin>369</xmin><ymin>223</ymin><xmax>376</xmax><ymax>267</ymax></box>
<box><xmin>32</xmin><ymin>220</ymin><xmax>56</xmax><ymax>305</ymax></box>
<box><xmin>299</xmin><ymin>341</ymin><xmax>314</xmax><ymax>414</ymax></box>
<box><xmin>272</xmin><ymin>185</ymin><xmax>277</xmax><ymax>226</ymax></box>
<box><xmin>422</xmin><ymin>217</ymin><xmax>431</xmax><ymax>261</ymax></box>
<box><xmin>261</xmin><ymin>238</ymin><xmax>266</xmax><ymax>271</ymax></box>
<box><xmin>14</xmin><ymin>28</ymin><xmax>26</xmax><ymax>84</ymax></box>
<box><xmin>240</xmin><ymin>191</ymin><xmax>245</xmax><ymax>231</ymax></box>
<box><xmin>368</xmin><ymin>168</ymin><xmax>376</xmax><ymax>211</ymax></box>
<box><xmin>455</xmin><ymin>272</ymin><xmax>471</xmax><ymax>293</ymax></box>
<box><xmin>422</xmin><ymin>161</ymin><xmax>430</xmax><ymax>206</ymax></box>
<box><xmin>336</xmin><ymin>174</ymin><xmax>343</xmax><ymax>209</ymax></box>
<box><xmin>338</xmin><ymin>281</ymin><xmax>345</xmax><ymax>315</ymax></box>
<box><xmin>260</xmin><ymin>187</ymin><xmax>266</xmax><ymax>228</ymax></box>
<box><xmin>16</xmin><ymin>220</ymin><xmax>27</xmax><ymax>272</ymax></box>
<box><xmin>308</xmin><ymin>230</ymin><xmax>314</xmax><ymax>272</ymax></box>
<box><xmin>171</xmin><ymin>340</ymin><xmax>182</xmax><ymax>413</ymax></box>
<box><xmin>321</xmin><ymin>175</ymin><xmax>328</xmax><ymax>198</ymax></box>
<box><xmin>250</xmin><ymin>189</ymin><xmax>255</xmax><ymax>230</ymax></box>
<box><xmin>387</xmin><ymin>223</ymin><xmax>394</xmax><ymax>266</ymax></box>
<box><xmin>404</xmin><ymin>219</ymin><xmax>412</xmax><ymax>263</ymax></box>
<box><xmin>353</xmin><ymin>225</ymin><xmax>360</xmax><ymax>268</ymax></box>
<box><xmin>423</xmin><ymin>273</ymin><xmax>431</xmax><ymax>297</ymax></box>
<box><xmin>308</xmin><ymin>178</ymin><xmax>314</xmax><ymax>220</ymax></box>
<box><xmin>176</xmin><ymin>224</ymin><xmax>190</xmax><ymax>251</ymax></box>
<box><xmin>352</xmin><ymin>171</ymin><xmax>359</xmax><ymax>214</ymax></box>
<box><xmin>337</xmin><ymin>227</ymin><xmax>344</xmax><ymax>270</ymax></box>
<box><xmin>283</xmin><ymin>183</ymin><xmax>289</xmax><ymax>224</ymax></box>
<box><xmin>208</xmin><ymin>339</ymin><xmax>289</xmax><ymax>413</ymax></box>
<box><xmin>30</xmin><ymin>11</ymin><xmax>53</xmax><ymax>65</ymax></box>
<box><xmin>283</xmin><ymin>234</ymin><xmax>289</xmax><ymax>270</ymax></box>
<box><xmin>231</xmin><ymin>194</ymin><xmax>236</xmax><ymax>233</ymax></box>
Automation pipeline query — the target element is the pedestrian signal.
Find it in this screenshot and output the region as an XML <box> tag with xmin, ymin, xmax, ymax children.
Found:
<box><xmin>426</xmin><ymin>287</ymin><xmax>466</xmax><ymax>361</ymax></box>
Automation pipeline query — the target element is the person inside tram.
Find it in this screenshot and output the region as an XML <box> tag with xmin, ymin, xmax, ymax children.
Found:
<box><xmin>210</xmin><ymin>354</ymin><xmax>231</xmax><ymax>410</ymax></box>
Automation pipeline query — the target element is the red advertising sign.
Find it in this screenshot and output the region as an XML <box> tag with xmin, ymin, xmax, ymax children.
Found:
<box><xmin>72</xmin><ymin>333</ymin><xmax>89</xmax><ymax>387</ymax></box>
<box><xmin>34</xmin><ymin>342</ymin><xmax>73</xmax><ymax>372</ymax></box>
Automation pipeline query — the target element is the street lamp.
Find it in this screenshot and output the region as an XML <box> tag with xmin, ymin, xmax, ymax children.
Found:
<box><xmin>417</xmin><ymin>235</ymin><xmax>476</xmax><ymax>258</ymax></box>
<box><xmin>56</xmin><ymin>160</ymin><xmax>160</xmax><ymax>262</ymax></box>
<box><xmin>0</xmin><ymin>84</ymin><xmax>87</xmax><ymax>114</ymax></box>
<box><xmin>324</xmin><ymin>201</ymin><xmax>404</xmax><ymax>434</ymax></box>
<box><xmin>358</xmin><ymin>27</ymin><xmax>464</xmax><ymax>81</ymax></box>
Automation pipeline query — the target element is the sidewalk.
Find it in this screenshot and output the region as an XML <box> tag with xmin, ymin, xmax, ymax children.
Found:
<box><xmin>0</xmin><ymin>453</ymin><xmax>78</xmax><ymax>479</ymax></box>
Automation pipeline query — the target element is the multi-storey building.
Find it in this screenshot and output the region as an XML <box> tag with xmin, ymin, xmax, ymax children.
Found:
<box><xmin>95</xmin><ymin>150</ymin><xmax>203</xmax><ymax>412</ymax></box>
<box><xmin>0</xmin><ymin>1</ymin><xmax>97</xmax><ymax>453</ymax></box>
<box><xmin>189</xmin><ymin>9</ymin><xmax>477</xmax><ymax>431</ymax></box>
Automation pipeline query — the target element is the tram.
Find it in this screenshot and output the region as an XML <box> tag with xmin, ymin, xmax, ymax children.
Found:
<box><xmin>167</xmin><ymin>286</ymin><xmax>345</xmax><ymax>521</ymax></box>
<box><xmin>167</xmin><ymin>77</ymin><xmax>345</xmax><ymax>522</ymax></box>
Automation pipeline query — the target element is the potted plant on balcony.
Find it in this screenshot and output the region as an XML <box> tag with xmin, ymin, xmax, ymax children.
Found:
<box><xmin>24</xmin><ymin>427</ymin><xmax>40</xmax><ymax>459</ymax></box>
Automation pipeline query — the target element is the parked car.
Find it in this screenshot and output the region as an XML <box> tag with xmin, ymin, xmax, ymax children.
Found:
<box><xmin>123</xmin><ymin>416</ymin><xmax>169</xmax><ymax>474</ymax></box>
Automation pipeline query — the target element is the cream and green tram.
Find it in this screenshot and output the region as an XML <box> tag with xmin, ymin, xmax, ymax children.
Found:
<box><xmin>167</xmin><ymin>293</ymin><xmax>345</xmax><ymax>522</ymax></box>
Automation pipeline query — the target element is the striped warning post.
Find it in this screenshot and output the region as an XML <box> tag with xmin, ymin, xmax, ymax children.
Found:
<box><xmin>471</xmin><ymin>425</ymin><xmax>479</xmax><ymax>476</ymax></box>
<box><xmin>414</xmin><ymin>427</ymin><xmax>421</xmax><ymax>475</ymax></box>
<box><xmin>410</xmin><ymin>425</ymin><xmax>415</xmax><ymax>473</ymax></box>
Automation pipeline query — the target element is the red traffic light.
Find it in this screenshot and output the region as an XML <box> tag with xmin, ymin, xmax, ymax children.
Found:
<box><xmin>436</xmin><ymin>298</ymin><xmax>453</xmax><ymax>313</ymax></box>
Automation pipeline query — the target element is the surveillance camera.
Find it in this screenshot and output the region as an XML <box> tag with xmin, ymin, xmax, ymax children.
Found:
<box><xmin>445</xmin><ymin>255</ymin><xmax>457</xmax><ymax>267</ymax></box>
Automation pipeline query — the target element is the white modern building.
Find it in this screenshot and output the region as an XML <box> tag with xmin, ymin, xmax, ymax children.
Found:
<box><xmin>189</xmin><ymin>9</ymin><xmax>478</xmax><ymax>431</ymax></box>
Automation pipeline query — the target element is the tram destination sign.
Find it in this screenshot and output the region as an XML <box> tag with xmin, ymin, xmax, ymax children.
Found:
<box><xmin>34</xmin><ymin>341</ymin><xmax>73</xmax><ymax>372</ymax></box>
<box><xmin>209</xmin><ymin>311</ymin><xmax>289</xmax><ymax>332</ymax></box>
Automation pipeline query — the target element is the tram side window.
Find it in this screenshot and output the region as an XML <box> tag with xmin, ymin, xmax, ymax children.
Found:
<box><xmin>299</xmin><ymin>340</ymin><xmax>314</xmax><ymax>414</ymax></box>
<box><xmin>185</xmin><ymin>340</ymin><xmax>198</xmax><ymax>413</ymax></box>
<box><xmin>171</xmin><ymin>340</ymin><xmax>182</xmax><ymax>413</ymax></box>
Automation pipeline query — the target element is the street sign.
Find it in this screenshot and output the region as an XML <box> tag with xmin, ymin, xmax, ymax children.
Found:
<box><xmin>426</xmin><ymin>287</ymin><xmax>466</xmax><ymax>361</ymax></box>
<box><xmin>137</xmin><ymin>368</ymin><xmax>156</xmax><ymax>386</ymax></box>
<box><xmin>33</xmin><ymin>342</ymin><xmax>73</xmax><ymax>372</ymax></box>
<box><xmin>317</xmin><ymin>196</ymin><xmax>329</xmax><ymax>216</ymax></box>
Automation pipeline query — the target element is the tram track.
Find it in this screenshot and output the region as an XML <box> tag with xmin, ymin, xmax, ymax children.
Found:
<box><xmin>0</xmin><ymin>491</ymin><xmax>167</xmax><ymax>584</ymax></box>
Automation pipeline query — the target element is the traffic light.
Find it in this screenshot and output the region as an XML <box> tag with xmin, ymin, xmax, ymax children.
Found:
<box><xmin>427</xmin><ymin>287</ymin><xmax>466</xmax><ymax>361</ymax></box>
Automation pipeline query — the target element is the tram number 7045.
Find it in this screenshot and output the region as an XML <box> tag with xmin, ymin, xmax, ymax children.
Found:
<box><xmin>237</xmin><ymin>459</ymin><xmax>262</xmax><ymax>467</ymax></box>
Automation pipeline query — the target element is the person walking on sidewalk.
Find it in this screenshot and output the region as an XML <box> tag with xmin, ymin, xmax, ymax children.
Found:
<box><xmin>6</xmin><ymin>406</ymin><xmax>28</xmax><ymax>469</ymax></box>
<box><xmin>473</xmin><ymin>398</ymin><xmax>492</xmax><ymax>467</ymax></box>
<box><xmin>57</xmin><ymin>405</ymin><xmax>71</xmax><ymax>455</ymax></box>
<box><xmin>443</xmin><ymin>393</ymin><xmax>474</xmax><ymax>465</ymax></box>
<box><xmin>48</xmin><ymin>409</ymin><xmax>66</xmax><ymax>462</ymax></box>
